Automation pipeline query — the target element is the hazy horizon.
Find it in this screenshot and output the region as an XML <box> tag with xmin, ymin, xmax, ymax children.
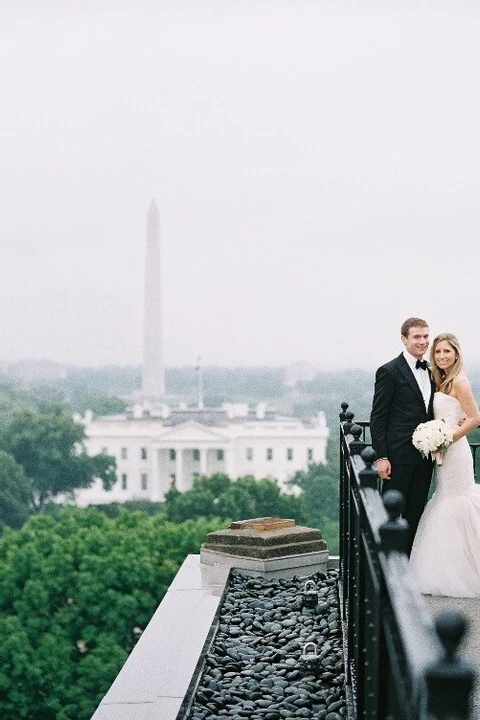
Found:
<box><xmin>2</xmin><ymin>2</ymin><xmax>480</xmax><ymax>371</ymax></box>
<box><xmin>2</xmin><ymin>355</ymin><xmax>378</xmax><ymax>372</ymax></box>
<box><xmin>4</xmin><ymin>356</ymin><xmax>480</xmax><ymax>376</ymax></box>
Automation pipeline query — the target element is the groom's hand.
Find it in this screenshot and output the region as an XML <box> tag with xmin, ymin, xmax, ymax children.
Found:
<box><xmin>376</xmin><ymin>458</ymin><xmax>391</xmax><ymax>481</ymax></box>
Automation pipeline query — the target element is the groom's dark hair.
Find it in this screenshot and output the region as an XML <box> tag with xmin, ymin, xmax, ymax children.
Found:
<box><xmin>401</xmin><ymin>317</ymin><xmax>428</xmax><ymax>338</ymax></box>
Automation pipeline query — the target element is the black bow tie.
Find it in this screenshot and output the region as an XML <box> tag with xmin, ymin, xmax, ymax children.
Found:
<box><xmin>416</xmin><ymin>359</ymin><xmax>428</xmax><ymax>370</ymax></box>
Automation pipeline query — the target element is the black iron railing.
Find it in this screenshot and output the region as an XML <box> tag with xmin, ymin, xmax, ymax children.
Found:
<box><xmin>470</xmin><ymin>444</ymin><xmax>480</xmax><ymax>479</ymax></box>
<box><xmin>339</xmin><ymin>402</ymin><xmax>480</xmax><ymax>482</ymax></box>
<box><xmin>339</xmin><ymin>403</ymin><xmax>475</xmax><ymax>720</ymax></box>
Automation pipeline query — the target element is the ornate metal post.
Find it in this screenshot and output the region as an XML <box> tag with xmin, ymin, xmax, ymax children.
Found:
<box><xmin>349</xmin><ymin>424</ymin><xmax>367</xmax><ymax>457</ymax></box>
<box><xmin>379</xmin><ymin>490</ymin><xmax>409</xmax><ymax>555</ymax></box>
<box><xmin>339</xmin><ymin>401</ymin><xmax>349</xmax><ymax>423</ymax></box>
<box><xmin>354</xmin><ymin>446</ymin><xmax>379</xmax><ymax>718</ymax></box>
<box><xmin>343</xmin><ymin>411</ymin><xmax>355</xmax><ymax>436</ymax></box>
<box><xmin>426</xmin><ymin>609</ymin><xmax>475</xmax><ymax>720</ymax></box>
<box><xmin>339</xmin><ymin>403</ymin><xmax>350</xmax><ymax>599</ymax></box>
<box><xmin>359</xmin><ymin>447</ymin><xmax>378</xmax><ymax>489</ymax></box>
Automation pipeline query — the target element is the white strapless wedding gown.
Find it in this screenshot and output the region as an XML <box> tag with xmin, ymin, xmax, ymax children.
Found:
<box><xmin>409</xmin><ymin>391</ymin><xmax>480</xmax><ymax>597</ymax></box>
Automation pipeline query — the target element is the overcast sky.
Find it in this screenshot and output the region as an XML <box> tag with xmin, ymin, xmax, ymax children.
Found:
<box><xmin>1</xmin><ymin>1</ymin><xmax>480</xmax><ymax>371</ymax></box>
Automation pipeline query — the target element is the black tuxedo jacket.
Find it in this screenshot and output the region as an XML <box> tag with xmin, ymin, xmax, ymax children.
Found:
<box><xmin>370</xmin><ymin>353</ymin><xmax>435</xmax><ymax>465</ymax></box>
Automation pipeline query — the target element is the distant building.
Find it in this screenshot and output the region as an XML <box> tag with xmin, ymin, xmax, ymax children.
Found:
<box><xmin>284</xmin><ymin>361</ymin><xmax>318</xmax><ymax>388</ymax></box>
<box><xmin>75</xmin><ymin>402</ymin><xmax>329</xmax><ymax>505</ymax></box>
<box><xmin>75</xmin><ymin>202</ymin><xmax>329</xmax><ymax>506</ymax></box>
<box><xmin>0</xmin><ymin>358</ymin><xmax>68</xmax><ymax>383</ymax></box>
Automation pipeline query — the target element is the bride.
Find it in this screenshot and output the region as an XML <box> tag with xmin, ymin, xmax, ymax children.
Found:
<box><xmin>409</xmin><ymin>332</ymin><xmax>480</xmax><ymax>597</ymax></box>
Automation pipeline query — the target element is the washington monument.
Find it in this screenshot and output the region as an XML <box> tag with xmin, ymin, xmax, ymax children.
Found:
<box><xmin>142</xmin><ymin>199</ymin><xmax>165</xmax><ymax>399</ymax></box>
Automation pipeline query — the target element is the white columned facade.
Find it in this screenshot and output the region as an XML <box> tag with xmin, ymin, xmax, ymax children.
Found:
<box><xmin>76</xmin><ymin>410</ymin><xmax>330</xmax><ymax>506</ymax></box>
<box><xmin>175</xmin><ymin>447</ymin><xmax>184</xmax><ymax>491</ymax></box>
<box><xmin>224</xmin><ymin>447</ymin><xmax>235</xmax><ymax>479</ymax></box>
<box><xmin>199</xmin><ymin>448</ymin><xmax>208</xmax><ymax>476</ymax></box>
<box><xmin>150</xmin><ymin>448</ymin><xmax>161</xmax><ymax>501</ymax></box>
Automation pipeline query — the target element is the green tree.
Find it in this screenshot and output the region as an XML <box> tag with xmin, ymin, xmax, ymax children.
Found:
<box><xmin>164</xmin><ymin>472</ymin><xmax>307</xmax><ymax>525</ymax></box>
<box><xmin>0</xmin><ymin>405</ymin><xmax>116</xmax><ymax>512</ymax></box>
<box><xmin>288</xmin><ymin>440</ymin><xmax>340</xmax><ymax>553</ymax></box>
<box><xmin>0</xmin><ymin>379</ymin><xmax>65</xmax><ymax>424</ymax></box>
<box><xmin>83</xmin><ymin>395</ymin><xmax>128</xmax><ymax>416</ymax></box>
<box><xmin>0</xmin><ymin>452</ymin><xmax>32</xmax><ymax>530</ymax></box>
<box><xmin>0</xmin><ymin>507</ymin><xmax>224</xmax><ymax>720</ymax></box>
<box><xmin>92</xmin><ymin>499</ymin><xmax>165</xmax><ymax>519</ymax></box>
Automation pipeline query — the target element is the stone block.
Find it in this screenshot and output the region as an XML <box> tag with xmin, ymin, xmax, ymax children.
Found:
<box><xmin>229</xmin><ymin>517</ymin><xmax>295</xmax><ymax>531</ymax></box>
<box><xmin>200</xmin><ymin>518</ymin><xmax>329</xmax><ymax>579</ymax></box>
<box><xmin>200</xmin><ymin>547</ymin><xmax>329</xmax><ymax>578</ymax></box>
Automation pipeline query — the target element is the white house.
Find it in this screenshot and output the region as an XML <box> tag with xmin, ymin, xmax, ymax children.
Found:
<box><xmin>74</xmin><ymin>401</ymin><xmax>329</xmax><ymax>506</ymax></box>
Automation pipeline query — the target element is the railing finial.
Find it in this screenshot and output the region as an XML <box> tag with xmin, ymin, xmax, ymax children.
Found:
<box><xmin>339</xmin><ymin>402</ymin><xmax>349</xmax><ymax>422</ymax></box>
<box><xmin>349</xmin><ymin>424</ymin><xmax>367</xmax><ymax>456</ymax></box>
<box><xmin>379</xmin><ymin>490</ymin><xmax>409</xmax><ymax>554</ymax></box>
<box><xmin>343</xmin><ymin>411</ymin><xmax>355</xmax><ymax>435</ymax></box>
<box><xmin>426</xmin><ymin>609</ymin><xmax>475</xmax><ymax>719</ymax></box>
<box><xmin>358</xmin><ymin>447</ymin><xmax>378</xmax><ymax>488</ymax></box>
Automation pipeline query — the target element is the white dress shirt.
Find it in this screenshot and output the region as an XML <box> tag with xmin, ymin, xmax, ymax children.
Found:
<box><xmin>403</xmin><ymin>351</ymin><xmax>431</xmax><ymax>411</ymax></box>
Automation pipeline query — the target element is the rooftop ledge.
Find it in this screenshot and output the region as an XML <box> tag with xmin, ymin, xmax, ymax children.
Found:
<box><xmin>90</xmin><ymin>518</ymin><xmax>336</xmax><ymax>720</ymax></box>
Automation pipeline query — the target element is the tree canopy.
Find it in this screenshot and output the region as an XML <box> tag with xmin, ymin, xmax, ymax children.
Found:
<box><xmin>82</xmin><ymin>395</ymin><xmax>128</xmax><ymax>417</ymax></box>
<box><xmin>0</xmin><ymin>451</ymin><xmax>32</xmax><ymax>530</ymax></box>
<box><xmin>0</xmin><ymin>507</ymin><xmax>225</xmax><ymax>720</ymax></box>
<box><xmin>0</xmin><ymin>379</ymin><xmax>64</xmax><ymax>424</ymax></box>
<box><xmin>0</xmin><ymin>405</ymin><xmax>116</xmax><ymax>514</ymax></box>
<box><xmin>288</xmin><ymin>441</ymin><xmax>340</xmax><ymax>553</ymax></box>
<box><xmin>164</xmin><ymin>472</ymin><xmax>307</xmax><ymax>525</ymax></box>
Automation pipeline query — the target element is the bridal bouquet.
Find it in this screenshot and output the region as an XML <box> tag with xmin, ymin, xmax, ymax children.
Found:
<box><xmin>412</xmin><ymin>419</ymin><xmax>453</xmax><ymax>465</ymax></box>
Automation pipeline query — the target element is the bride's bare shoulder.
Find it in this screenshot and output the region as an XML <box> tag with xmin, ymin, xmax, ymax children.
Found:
<box><xmin>452</xmin><ymin>372</ymin><xmax>472</xmax><ymax>394</ymax></box>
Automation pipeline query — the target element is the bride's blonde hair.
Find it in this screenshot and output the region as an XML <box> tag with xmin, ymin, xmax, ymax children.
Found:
<box><xmin>430</xmin><ymin>333</ymin><xmax>463</xmax><ymax>395</ymax></box>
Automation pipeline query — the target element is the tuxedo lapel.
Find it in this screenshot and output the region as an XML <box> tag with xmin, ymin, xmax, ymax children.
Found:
<box><xmin>396</xmin><ymin>354</ymin><xmax>426</xmax><ymax>408</ymax></box>
<box><xmin>427</xmin><ymin>369</ymin><xmax>436</xmax><ymax>418</ymax></box>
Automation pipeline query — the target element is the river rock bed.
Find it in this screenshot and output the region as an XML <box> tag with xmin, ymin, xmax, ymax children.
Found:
<box><xmin>186</xmin><ymin>569</ymin><xmax>346</xmax><ymax>720</ymax></box>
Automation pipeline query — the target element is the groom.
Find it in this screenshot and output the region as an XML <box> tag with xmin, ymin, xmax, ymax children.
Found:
<box><xmin>370</xmin><ymin>317</ymin><xmax>435</xmax><ymax>554</ymax></box>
